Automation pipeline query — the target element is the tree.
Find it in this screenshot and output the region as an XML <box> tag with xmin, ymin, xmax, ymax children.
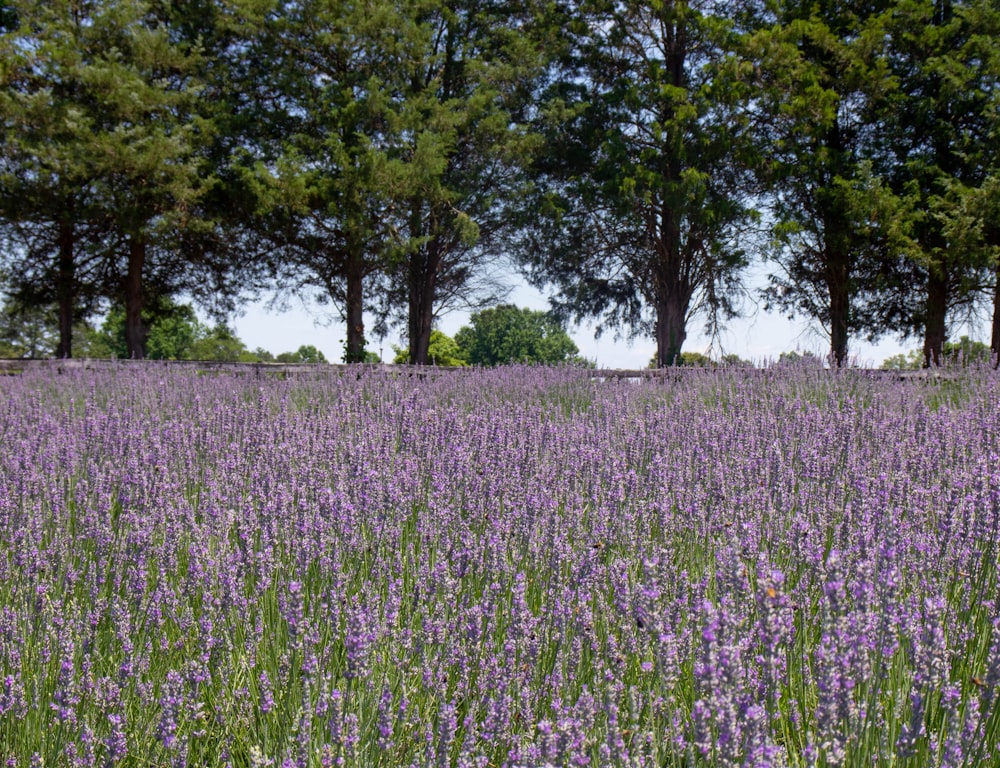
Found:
<box><xmin>519</xmin><ymin>0</ymin><xmax>760</xmax><ymax>367</ymax></box>
<box><xmin>381</xmin><ymin>0</ymin><xmax>545</xmax><ymax>365</ymax></box>
<box><xmin>0</xmin><ymin>299</ymin><xmax>57</xmax><ymax>358</ymax></box>
<box><xmin>776</xmin><ymin>349</ymin><xmax>826</xmax><ymax>367</ymax></box>
<box><xmin>239</xmin><ymin>0</ymin><xmax>540</xmax><ymax>366</ymax></box>
<box><xmin>0</xmin><ymin>0</ymin><xmax>257</xmax><ymax>359</ymax></box>
<box><xmin>393</xmin><ymin>329</ymin><xmax>467</xmax><ymax>366</ymax></box>
<box><xmin>881</xmin><ymin>337</ymin><xmax>991</xmax><ymax>369</ymax></box>
<box><xmin>183</xmin><ymin>324</ymin><xmax>254</xmax><ymax>362</ymax></box>
<box><xmin>454</xmin><ymin>304</ymin><xmax>586</xmax><ymax>366</ymax></box>
<box><xmin>243</xmin><ymin>0</ymin><xmax>407</xmax><ymax>364</ymax></box>
<box><xmin>963</xmin><ymin>176</ymin><xmax>1000</xmax><ymax>364</ymax></box>
<box><xmin>0</xmin><ymin>0</ymin><xmax>116</xmax><ymax>357</ymax></box>
<box><xmin>93</xmin><ymin>298</ymin><xmax>264</xmax><ymax>361</ymax></box>
<box><xmin>752</xmin><ymin>0</ymin><xmax>913</xmax><ymax>367</ymax></box>
<box><xmin>720</xmin><ymin>353</ymin><xmax>753</xmax><ymax>367</ymax></box>
<box><xmin>95</xmin><ymin>299</ymin><xmax>200</xmax><ymax>360</ymax></box>
<box><xmin>943</xmin><ymin>335</ymin><xmax>992</xmax><ymax>365</ymax></box>
<box><xmin>876</xmin><ymin>0</ymin><xmax>1000</xmax><ymax>366</ymax></box>
<box><xmin>881</xmin><ymin>349</ymin><xmax>923</xmax><ymax>370</ymax></box>
<box><xmin>648</xmin><ymin>350</ymin><xmax>714</xmax><ymax>367</ymax></box>
<box><xmin>275</xmin><ymin>345</ymin><xmax>328</xmax><ymax>364</ymax></box>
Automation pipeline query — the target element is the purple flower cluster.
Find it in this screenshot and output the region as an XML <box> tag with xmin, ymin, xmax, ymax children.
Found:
<box><xmin>1</xmin><ymin>363</ymin><xmax>999</xmax><ymax>766</ymax></box>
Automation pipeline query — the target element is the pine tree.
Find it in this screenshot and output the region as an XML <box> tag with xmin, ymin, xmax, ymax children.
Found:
<box><xmin>384</xmin><ymin>0</ymin><xmax>545</xmax><ymax>365</ymax></box>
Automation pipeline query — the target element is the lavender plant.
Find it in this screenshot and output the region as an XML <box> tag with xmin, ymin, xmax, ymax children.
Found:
<box><xmin>1</xmin><ymin>363</ymin><xmax>999</xmax><ymax>766</ymax></box>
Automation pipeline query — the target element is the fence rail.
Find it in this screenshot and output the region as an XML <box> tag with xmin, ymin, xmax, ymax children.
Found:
<box><xmin>0</xmin><ymin>357</ymin><xmax>978</xmax><ymax>379</ymax></box>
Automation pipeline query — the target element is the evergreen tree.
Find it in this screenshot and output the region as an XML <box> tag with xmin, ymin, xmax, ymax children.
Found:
<box><xmin>0</xmin><ymin>0</ymin><xmax>115</xmax><ymax>356</ymax></box>
<box><xmin>240</xmin><ymin>0</ymin><xmax>406</xmax><ymax>363</ymax></box>
<box><xmin>382</xmin><ymin>0</ymin><xmax>545</xmax><ymax>365</ymax></box>
<box><xmin>0</xmin><ymin>0</ymin><xmax>249</xmax><ymax>359</ymax></box>
<box><xmin>752</xmin><ymin>0</ymin><xmax>913</xmax><ymax>367</ymax></box>
<box><xmin>877</xmin><ymin>0</ymin><xmax>1000</xmax><ymax>366</ymax></box>
<box><xmin>519</xmin><ymin>0</ymin><xmax>760</xmax><ymax>367</ymax></box>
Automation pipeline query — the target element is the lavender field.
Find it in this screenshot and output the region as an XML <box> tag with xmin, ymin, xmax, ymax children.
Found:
<box><xmin>2</xmin><ymin>364</ymin><xmax>1000</xmax><ymax>767</ymax></box>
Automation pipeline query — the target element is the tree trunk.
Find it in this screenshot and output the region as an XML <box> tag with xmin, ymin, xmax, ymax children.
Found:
<box><xmin>923</xmin><ymin>269</ymin><xmax>948</xmax><ymax>367</ymax></box>
<box><xmin>55</xmin><ymin>220</ymin><xmax>75</xmax><ymax>359</ymax></box>
<box><xmin>654</xmin><ymin>291</ymin><xmax>687</xmax><ymax>367</ymax></box>
<box><xmin>343</xmin><ymin>252</ymin><xmax>366</xmax><ymax>363</ymax></box>
<box><xmin>827</xmin><ymin>258</ymin><xmax>850</xmax><ymax>368</ymax></box>
<box><xmin>124</xmin><ymin>235</ymin><xmax>146</xmax><ymax>360</ymax></box>
<box><xmin>408</xmin><ymin>201</ymin><xmax>442</xmax><ymax>365</ymax></box>
<box><xmin>823</xmin><ymin>189</ymin><xmax>852</xmax><ymax>368</ymax></box>
<box><xmin>408</xmin><ymin>238</ymin><xmax>441</xmax><ymax>366</ymax></box>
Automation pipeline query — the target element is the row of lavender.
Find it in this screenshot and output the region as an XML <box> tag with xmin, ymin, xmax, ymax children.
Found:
<box><xmin>1</xmin><ymin>365</ymin><xmax>999</xmax><ymax>766</ymax></box>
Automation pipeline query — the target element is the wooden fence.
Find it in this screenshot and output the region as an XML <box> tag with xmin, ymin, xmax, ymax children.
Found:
<box><xmin>0</xmin><ymin>357</ymin><xmax>975</xmax><ymax>379</ymax></box>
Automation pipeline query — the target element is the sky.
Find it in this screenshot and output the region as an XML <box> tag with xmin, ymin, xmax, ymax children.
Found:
<box><xmin>227</xmin><ymin>266</ymin><xmax>922</xmax><ymax>369</ymax></box>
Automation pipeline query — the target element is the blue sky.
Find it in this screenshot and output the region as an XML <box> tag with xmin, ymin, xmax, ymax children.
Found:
<box><xmin>228</xmin><ymin>267</ymin><xmax>923</xmax><ymax>368</ymax></box>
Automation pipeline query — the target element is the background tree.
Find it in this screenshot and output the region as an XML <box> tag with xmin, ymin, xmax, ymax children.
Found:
<box><xmin>96</xmin><ymin>298</ymin><xmax>203</xmax><ymax>360</ymax></box>
<box><xmin>91</xmin><ymin>295</ymin><xmax>263</xmax><ymax>360</ymax></box>
<box><xmin>0</xmin><ymin>299</ymin><xmax>58</xmax><ymax>358</ymax></box>
<box><xmin>275</xmin><ymin>345</ymin><xmax>329</xmax><ymax>364</ymax></box>
<box><xmin>393</xmin><ymin>329</ymin><xmax>467</xmax><ymax>366</ymax></box>
<box><xmin>880</xmin><ymin>349</ymin><xmax>924</xmax><ymax>370</ymax></box>
<box><xmin>520</xmin><ymin>0</ymin><xmax>760</xmax><ymax>367</ymax></box>
<box><xmin>453</xmin><ymin>304</ymin><xmax>587</xmax><ymax>366</ymax></box>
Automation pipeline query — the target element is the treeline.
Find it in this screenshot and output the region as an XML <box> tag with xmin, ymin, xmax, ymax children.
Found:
<box><xmin>1</xmin><ymin>0</ymin><xmax>998</xmax><ymax>367</ymax></box>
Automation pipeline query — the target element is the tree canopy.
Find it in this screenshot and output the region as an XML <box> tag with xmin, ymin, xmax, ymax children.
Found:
<box><xmin>454</xmin><ymin>305</ymin><xmax>587</xmax><ymax>366</ymax></box>
<box><xmin>2</xmin><ymin>0</ymin><xmax>999</xmax><ymax>366</ymax></box>
<box><xmin>519</xmin><ymin>0</ymin><xmax>760</xmax><ymax>367</ymax></box>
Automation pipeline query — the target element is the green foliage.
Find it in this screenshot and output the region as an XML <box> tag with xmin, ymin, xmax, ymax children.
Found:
<box><xmin>520</xmin><ymin>0</ymin><xmax>759</xmax><ymax>367</ymax></box>
<box><xmin>776</xmin><ymin>350</ymin><xmax>826</xmax><ymax>367</ymax></box>
<box><xmin>752</xmin><ymin>0</ymin><xmax>917</xmax><ymax>367</ymax></box>
<box><xmin>873</xmin><ymin>0</ymin><xmax>1000</xmax><ymax>362</ymax></box>
<box><xmin>881</xmin><ymin>350</ymin><xmax>924</xmax><ymax>370</ymax></box>
<box><xmin>3</xmin><ymin>0</ymin><xmax>999</xmax><ymax>367</ymax></box>
<box><xmin>943</xmin><ymin>336</ymin><xmax>992</xmax><ymax>365</ymax></box>
<box><xmin>275</xmin><ymin>345</ymin><xmax>328</xmax><ymax>364</ymax></box>
<box><xmin>341</xmin><ymin>339</ymin><xmax>381</xmax><ymax>364</ymax></box>
<box><xmin>0</xmin><ymin>297</ymin><xmax>116</xmax><ymax>358</ymax></box>
<box><xmin>720</xmin><ymin>353</ymin><xmax>753</xmax><ymax>367</ymax></box>
<box><xmin>188</xmin><ymin>325</ymin><xmax>258</xmax><ymax>363</ymax></box>
<box><xmin>454</xmin><ymin>305</ymin><xmax>587</xmax><ymax>366</ymax></box>
<box><xmin>679</xmin><ymin>351</ymin><xmax>714</xmax><ymax>367</ymax></box>
<box><xmin>244</xmin><ymin>0</ymin><xmax>545</xmax><ymax>365</ymax></box>
<box><xmin>0</xmin><ymin>301</ymin><xmax>57</xmax><ymax>358</ymax></box>
<box><xmin>0</xmin><ymin>0</ymin><xmax>263</xmax><ymax>359</ymax></box>
<box><xmin>882</xmin><ymin>338</ymin><xmax>991</xmax><ymax>370</ymax></box>
<box><xmin>380</xmin><ymin>0</ymin><xmax>547</xmax><ymax>364</ymax></box>
<box><xmin>249</xmin><ymin>347</ymin><xmax>276</xmax><ymax>363</ymax></box>
<box><xmin>94</xmin><ymin>298</ymin><xmax>267</xmax><ymax>362</ymax></box>
<box><xmin>393</xmin><ymin>330</ymin><xmax>467</xmax><ymax>366</ymax></box>
<box><xmin>97</xmin><ymin>300</ymin><xmax>198</xmax><ymax>360</ymax></box>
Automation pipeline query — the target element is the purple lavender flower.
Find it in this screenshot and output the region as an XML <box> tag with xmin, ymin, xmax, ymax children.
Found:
<box><xmin>156</xmin><ymin>670</ymin><xmax>185</xmax><ymax>752</ymax></box>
